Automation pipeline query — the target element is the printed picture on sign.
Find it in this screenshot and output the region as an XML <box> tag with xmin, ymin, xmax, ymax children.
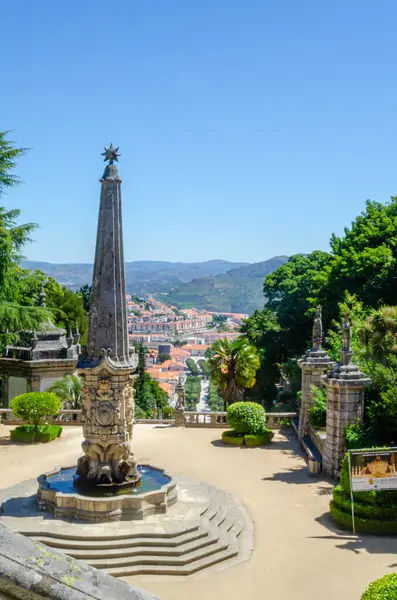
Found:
<box><xmin>351</xmin><ymin>453</ymin><xmax>397</xmax><ymax>479</ymax></box>
<box><xmin>350</xmin><ymin>449</ymin><xmax>397</xmax><ymax>492</ymax></box>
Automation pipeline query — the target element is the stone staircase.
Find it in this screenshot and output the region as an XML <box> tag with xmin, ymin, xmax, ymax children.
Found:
<box><xmin>10</xmin><ymin>481</ymin><xmax>253</xmax><ymax>577</ymax></box>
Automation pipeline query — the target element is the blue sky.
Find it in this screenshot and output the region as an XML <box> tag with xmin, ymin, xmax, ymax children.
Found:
<box><xmin>2</xmin><ymin>1</ymin><xmax>397</xmax><ymax>264</ymax></box>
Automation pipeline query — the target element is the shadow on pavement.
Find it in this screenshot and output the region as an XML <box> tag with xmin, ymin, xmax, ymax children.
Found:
<box><xmin>312</xmin><ymin>512</ymin><xmax>397</xmax><ymax>556</ymax></box>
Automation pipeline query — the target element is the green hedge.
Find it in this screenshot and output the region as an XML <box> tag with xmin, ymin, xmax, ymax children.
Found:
<box><xmin>330</xmin><ymin>453</ymin><xmax>397</xmax><ymax>534</ymax></box>
<box><xmin>222</xmin><ymin>430</ymin><xmax>244</xmax><ymax>445</ymax></box>
<box><xmin>245</xmin><ymin>430</ymin><xmax>274</xmax><ymax>447</ymax></box>
<box><xmin>362</xmin><ymin>573</ymin><xmax>397</xmax><ymax>599</ymax></box>
<box><xmin>10</xmin><ymin>425</ymin><xmax>63</xmax><ymax>444</ymax></box>
<box><xmin>221</xmin><ymin>429</ymin><xmax>274</xmax><ymax>447</ymax></box>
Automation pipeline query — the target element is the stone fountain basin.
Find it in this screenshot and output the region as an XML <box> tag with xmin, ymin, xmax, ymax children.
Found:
<box><xmin>37</xmin><ymin>465</ymin><xmax>178</xmax><ymax>522</ymax></box>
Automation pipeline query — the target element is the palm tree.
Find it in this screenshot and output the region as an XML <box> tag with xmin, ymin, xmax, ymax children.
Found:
<box><xmin>50</xmin><ymin>374</ymin><xmax>83</xmax><ymax>409</ymax></box>
<box><xmin>208</xmin><ymin>336</ymin><xmax>260</xmax><ymax>409</ymax></box>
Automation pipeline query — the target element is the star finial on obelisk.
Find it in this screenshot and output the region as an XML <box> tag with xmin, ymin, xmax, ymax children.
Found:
<box><xmin>101</xmin><ymin>144</ymin><xmax>121</xmax><ymax>165</ymax></box>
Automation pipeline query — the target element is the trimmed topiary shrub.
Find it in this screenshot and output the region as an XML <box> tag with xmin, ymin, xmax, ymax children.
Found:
<box><xmin>244</xmin><ymin>430</ymin><xmax>274</xmax><ymax>447</ymax></box>
<box><xmin>362</xmin><ymin>573</ymin><xmax>397</xmax><ymax>599</ymax></box>
<box><xmin>10</xmin><ymin>424</ymin><xmax>63</xmax><ymax>444</ymax></box>
<box><xmin>222</xmin><ymin>430</ymin><xmax>244</xmax><ymax>445</ymax></box>
<box><xmin>227</xmin><ymin>402</ymin><xmax>266</xmax><ymax>435</ymax></box>
<box><xmin>10</xmin><ymin>392</ymin><xmax>61</xmax><ymax>428</ymax></box>
<box><xmin>330</xmin><ymin>453</ymin><xmax>397</xmax><ymax>534</ymax></box>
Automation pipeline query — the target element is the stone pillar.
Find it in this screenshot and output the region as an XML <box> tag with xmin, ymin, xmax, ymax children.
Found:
<box><xmin>298</xmin><ymin>306</ymin><xmax>334</xmax><ymax>439</ymax></box>
<box><xmin>323</xmin><ymin>315</ymin><xmax>371</xmax><ymax>478</ymax></box>
<box><xmin>174</xmin><ymin>379</ymin><xmax>185</xmax><ymax>427</ymax></box>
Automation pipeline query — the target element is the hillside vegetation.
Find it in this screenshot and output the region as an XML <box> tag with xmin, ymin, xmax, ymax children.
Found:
<box><xmin>22</xmin><ymin>259</ymin><xmax>248</xmax><ymax>296</ymax></box>
<box><xmin>162</xmin><ymin>256</ymin><xmax>289</xmax><ymax>313</ymax></box>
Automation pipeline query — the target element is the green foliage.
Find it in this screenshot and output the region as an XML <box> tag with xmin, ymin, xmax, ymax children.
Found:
<box><xmin>77</xmin><ymin>284</ymin><xmax>92</xmax><ymax>313</ymax></box>
<box><xmin>221</xmin><ymin>430</ymin><xmax>244</xmax><ymax>445</ymax></box>
<box><xmin>227</xmin><ymin>401</ymin><xmax>266</xmax><ymax>434</ymax></box>
<box><xmin>361</xmin><ymin>574</ymin><xmax>397</xmax><ymax>599</ymax></box>
<box><xmin>186</xmin><ymin>358</ymin><xmax>200</xmax><ymax>376</ymax></box>
<box><xmin>330</xmin><ymin>453</ymin><xmax>397</xmax><ymax>534</ymax></box>
<box><xmin>10</xmin><ymin>392</ymin><xmax>61</xmax><ymax>428</ymax></box>
<box><xmin>208</xmin><ymin>380</ymin><xmax>224</xmax><ymax>411</ymax></box>
<box><xmin>132</xmin><ymin>342</ymin><xmax>170</xmax><ymax>414</ymax></box>
<box><xmin>44</xmin><ymin>277</ymin><xmax>88</xmax><ymax>343</ymax></box>
<box><xmin>345</xmin><ymin>421</ymin><xmax>371</xmax><ymax>450</ymax></box>
<box><xmin>244</xmin><ymin>430</ymin><xmax>274</xmax><ymax>446</ymax></box>
<box><xmin>221</xmin><ymin>428</ymin><xmax>274</xmax><ymax>446</ymax></box>
<box><xmin>157</xmin><ymin>352</ymin><xmax>171</xmax><ymax>364</ymax></box>
<box><xmin>198</xmin><ymin>359</ymin><xmax>210</xmax><ymax>377</ymax></box>
<box><xmin>0</xmin><ymin>131</ymin><xmax>28</xmax><ymax>193</ymax></box>
<box><xmin>184</xmin><ymin>376</ymin><xmax>201</xmax><ymax>410</ymax></box>
<box><xmin>208</xmin><ymin>337</ymin><xmax>260</xmax><ymax>407</ymax></box>
<box><xmin>204</xmin><ymin>347</ymin><xmax>214</xmax><ymax>359</ymax></box>
<box><xmin>10</xmin><ymin>424</ymin><xmax>62</xmax><ymax>443</ymax></box>
<box><xmin>161</xmin><ymin>406</ymin><xmax>176</xmax><ymax>419</ymax></box>
<box><xmin>308</xmin><ymin>386</ymin><xmax>327</xmax><ymax>429</ymax></box>
<box><xmin>50</xmin><ymin>375</ymin><xmax>82</xmax><ymax>409</ymax></box>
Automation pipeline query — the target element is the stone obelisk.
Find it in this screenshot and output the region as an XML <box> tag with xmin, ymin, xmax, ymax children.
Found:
<box><xmin>77</xmin><ymin>145</ymin><xmax>138</xmax><ymax>487</ymax></box>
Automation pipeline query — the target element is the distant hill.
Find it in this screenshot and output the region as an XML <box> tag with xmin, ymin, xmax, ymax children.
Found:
<box><xmin>160</xmin><ymin>256</ymin><xmax>289</xmax><ymax>313</ymax></box>
<box><xmin>22</xmin><ymin>259</ymin><xmax>248</xmax><ymax>295</ymax></box>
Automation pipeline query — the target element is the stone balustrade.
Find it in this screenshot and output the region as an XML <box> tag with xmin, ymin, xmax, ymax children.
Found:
<box><xmin>0</xmin><ymin>409</ymin><xmax>82</xmax><ymax>426</ymax></box>
<box><xmin>266</xmin><ymin>412</ymin><xmax>297</xmax><ymax>429</ymax></box>
<box><xmin>184</xmin><ymin>412</ymin><xmax>228</xmax><ymax>428</ymax></box>
<box><xmin>0</xmin><ymin>409</ymin><xmax>298</xmax><ymax>430</ymax></box>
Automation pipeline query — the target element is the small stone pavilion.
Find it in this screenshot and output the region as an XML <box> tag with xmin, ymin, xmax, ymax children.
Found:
<box><xmin>0</xmin><ymin>285</ymin><xmax>80</xmax><ymax>407</ymax></box>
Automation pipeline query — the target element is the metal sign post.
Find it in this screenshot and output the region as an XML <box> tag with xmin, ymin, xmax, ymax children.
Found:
<box><xmin>347</xmin><ymin>451</ymin><xmax>356</xmax><ymax>534</ymax></box>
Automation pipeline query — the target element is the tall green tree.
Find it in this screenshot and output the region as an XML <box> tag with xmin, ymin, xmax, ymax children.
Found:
<box><xmin>0</xmin><ymin>132</ymin><xmax>50</xmax><ymax>341</ymax></box>
<box><xmin>77</xmin><ymin>284</ymin><xmax>92</xmax><ymax>313</ymax></box>
<box><xmin>208</xmin><ymin>337</ymin><xmax>260</xmax><ymax>408</ymax></box>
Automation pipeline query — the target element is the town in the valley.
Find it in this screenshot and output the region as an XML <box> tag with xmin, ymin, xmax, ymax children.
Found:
<box><xmin>127</xmin><ymin>293</ymin><xmax>246</xmax><ymax>410</ymax></box>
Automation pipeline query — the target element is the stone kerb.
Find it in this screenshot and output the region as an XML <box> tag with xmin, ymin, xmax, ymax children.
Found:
<box><xmin>298</xmin><ymin>348</ymin><xmax>334</xmax><ymax>440</ymax></box>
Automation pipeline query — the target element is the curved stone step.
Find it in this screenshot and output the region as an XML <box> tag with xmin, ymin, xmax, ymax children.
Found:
<box><xmin>20</xmin><ymin>525</ymin><xmax>199</xmax><ymax>543</ymax></box>
<box><xmin>84</xmin><ymin>536</ymin><xmax>230</xmax><ymax>569</ymax></box>
<box><xmin>59</xmin><ymin>533</ymin><xmax>219</xmax><ymax>560</ymax></box>
<box><xmin>27</xmin><ymin>528</ymin><xmax>207</xmax><ymax>551</ymax></box>
<box><xmin>104</xmin><ymin>544</ymin><xmax>239</xmax><ymax>577</ymax></box>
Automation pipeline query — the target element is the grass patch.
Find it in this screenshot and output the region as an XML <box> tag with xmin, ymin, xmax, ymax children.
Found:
<box><xmin>10</xmin><ymin>424</ymin><xmax>63</xmax><ymax>444</ymax></box>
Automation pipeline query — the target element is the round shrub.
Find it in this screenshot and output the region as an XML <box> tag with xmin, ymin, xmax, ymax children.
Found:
<box><xmin>10</xmin><ymin>392</ymin><xmax>61</xmax><ymax>428</ymax></box>
<box><xmin>227</xmin><ymin>401</ymin><xmax>266</xmax><ymax>434</ymax></box>
<box><xmin>362</xmin><ymin>573</ymin><xmax>397</xmax><ymax>599</ymax></box>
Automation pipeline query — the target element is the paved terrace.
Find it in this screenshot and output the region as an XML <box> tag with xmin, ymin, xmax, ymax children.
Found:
<box><xmin>0</xmin><ymin>424</ymin><xmax>395</xmax><ymax>600</ymax></box>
